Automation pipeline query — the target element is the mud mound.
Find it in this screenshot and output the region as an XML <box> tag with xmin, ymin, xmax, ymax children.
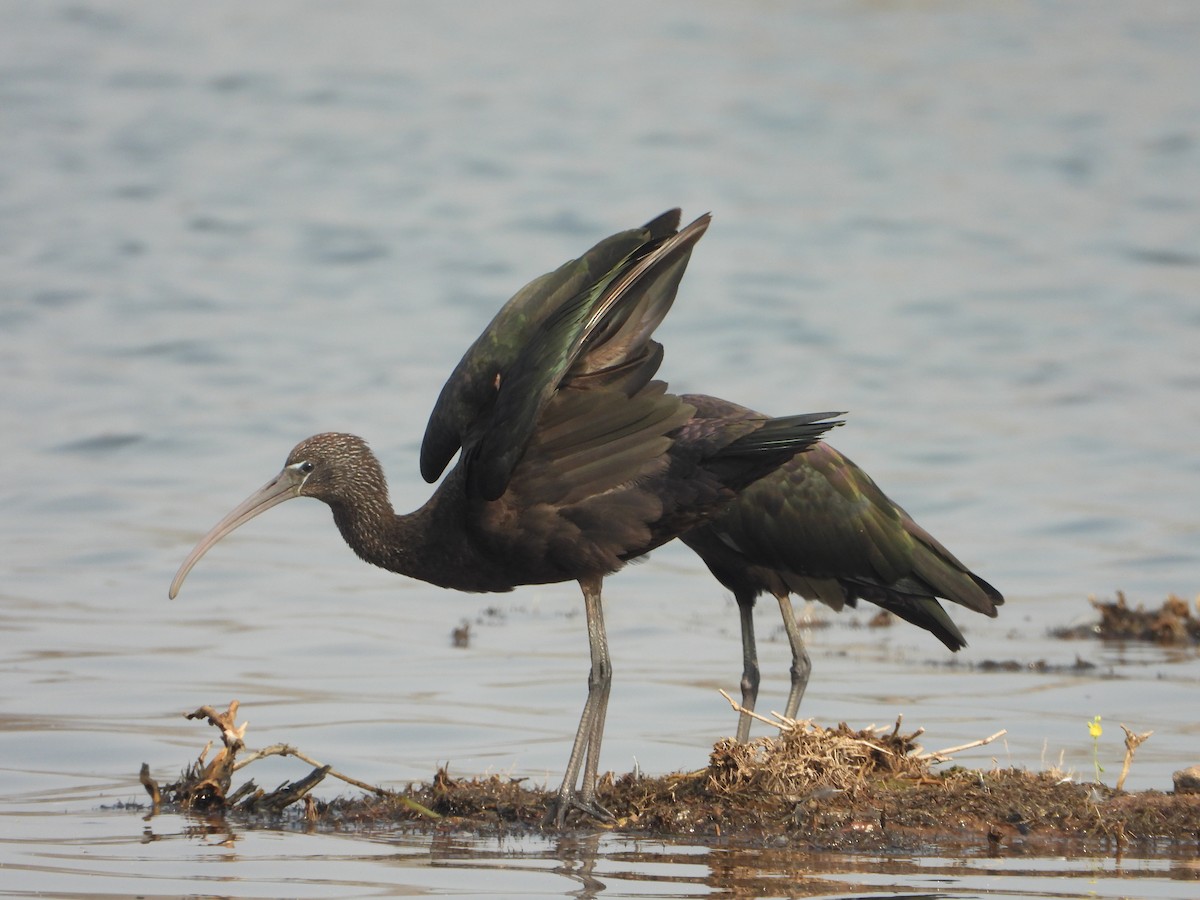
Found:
<box><xmin>141</xmin><ymin>703</ymin><xmax>1200</xmax><ymax>853</ymax></box>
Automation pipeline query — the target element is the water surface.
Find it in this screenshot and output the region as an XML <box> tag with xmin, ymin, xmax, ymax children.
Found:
<box><xmin>2</xmin><ymin>1</ymin><xmax>1199</xmax><ymax>896</ymax></box>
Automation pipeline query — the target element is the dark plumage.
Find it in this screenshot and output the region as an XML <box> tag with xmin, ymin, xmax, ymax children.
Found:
<box><xmin>169</xmin><ymin>210</ymin><xmax>842</xmax><ymax>825</ymax></box>
<box><xmin>679</xmin><ymin>396</ymin><xmax>1003</xmax><ymax>741</ymax></box>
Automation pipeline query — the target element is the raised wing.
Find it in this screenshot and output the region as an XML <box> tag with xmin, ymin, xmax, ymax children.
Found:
<box><xmin>420</xmin><ymin>210</ymin><xmax>711</xmax><ymax>501</ymax></box>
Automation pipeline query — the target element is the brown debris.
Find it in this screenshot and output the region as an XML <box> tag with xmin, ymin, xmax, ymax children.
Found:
<box><xmin>138</xmin><ymin>762</ymin><xmax>161</xmax><ymax>813</ymax></box>
<box><xmin>867</xmin><ymin>610</ymin><xmax>893</xmax><ymax>629</ymax></box>
<box><xmin>318</xmin><ymin>731</ymin><xmax>1200</xmax><ymax>852</ymax></box>
<box><xmin>1174</xmin><ymin>766</ymin><xmax>1200</xmax><ymax>795</ymax></box>
<box><xmin>452</xmin><ymin>620</ymin><xmax>471</xmax><ymax>648</ymax></box>
<box><xmin>176</xmin><ymin>701</ymin><xmax>246</xmax><ymax>810</ymax></box>
<box><xmin>1055</xmin><ymin>591</ymin><xmax>1200</xmax><ymax>644</ymax></box>
<box><xmin>140</xmin><ymin>701</ymin><xmax>1200</xmax><ymax>852</ymax></box>
<box><xmin>151</xmin><ymin>700</ymin><xmax>426</xmax><ymax>818</ymax></box>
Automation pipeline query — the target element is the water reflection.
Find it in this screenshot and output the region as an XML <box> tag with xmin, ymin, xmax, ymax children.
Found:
<box><xmin>549</xmin><ymin>834</ymin><xmax>607</xmax><ymax>900</ymax></box>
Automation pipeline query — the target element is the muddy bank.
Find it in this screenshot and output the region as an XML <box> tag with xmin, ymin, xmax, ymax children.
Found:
<box><xmin>330</xmin><ymin>763</ymin><xmax>1200</xmax><ymax>855</ymax></box>
<box><xmin>142</xmin><ymin>701</ymin><xmax>1200</xmax><ymax>856</ymax></box>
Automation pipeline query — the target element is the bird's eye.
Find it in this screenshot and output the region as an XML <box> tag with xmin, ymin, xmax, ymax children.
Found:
<box><xmin>299</xmin><ymin>461</ymin><xmax>314</xmax><ymax>474</ymax></box>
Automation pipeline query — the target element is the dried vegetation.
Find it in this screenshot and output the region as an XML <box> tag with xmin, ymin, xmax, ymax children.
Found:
<box><xmin>1055</xmin><ymin>591</ymin><xmax>1200</xmax><ymax>644</ymax></box>
<box><xmin>141</xmin><ymin>699</ymin><xmax>1200</xmax><ymax>854</ymax></box>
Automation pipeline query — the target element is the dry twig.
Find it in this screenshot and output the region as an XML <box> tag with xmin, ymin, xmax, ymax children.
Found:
<box><xmin>718</xmin><ymin>689</ymin><xmax>806</xmax><ymax>731</ymax></box>
<box><xmin>139</xmin><ymin>762</ymin><xmax>161</xmax><ymax>812</ymax></box>
<box><xmin>1115</xmin><ymin>724</ymin><xmax>1153</xmax><ymax>791</ymax></box>
<box><xmin>234</xmin><ymin>742</ymin><xmax>391</xmax><ymax>796</ymax></box>
<box><xmin>917</xmin><ymin>730</ymin><xmax>1009</xmax><ymax>762</ymax></box>
<box><xmin>153</xmin><ymin>700</ymin><xmax>438</xmax><ymax>819</ymax></box>
<box><xmin>719</xmin><ymin>688</ymin><xmax>1004</xmax><ymax>766</ymax></box>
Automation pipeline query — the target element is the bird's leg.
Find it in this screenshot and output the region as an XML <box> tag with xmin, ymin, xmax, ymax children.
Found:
<box><xmin>572</xmin><ymin>575</ymin><xmax>613</xmax><ymax>821</ymax></box>
<box><xmin>735</xmin><ymin>594</ymin><xmax>760</xmax><ymax>743</ymax></box>
<box><xmin>552</xmin><ymin>683</ymin><xmax>603</xmax><ymax>826</ymax></box>
<box><xmin>776</xmin><ymin>592</ymin><xmax>812</xmax><ymax>720</ymax></box>
<box><xmin>577</xmin><ymin>678</ymin><xmax>611</xmax><ymax>810</ymax></box>
<box><xmin>550</xmin><ymin>574</ymin><xmax>614</xmax><ymax>827</ymax></box>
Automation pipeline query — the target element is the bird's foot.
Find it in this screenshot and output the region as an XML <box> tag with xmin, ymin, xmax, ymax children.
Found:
<box><xmin>545</xmin><ymin>792</ymin><xmax>614</xmax><ymax>829</ymax></box>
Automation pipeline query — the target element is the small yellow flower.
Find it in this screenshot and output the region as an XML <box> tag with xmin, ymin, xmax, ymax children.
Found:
<box><xmin>1087</xmin><ymin>716</ymin><xmax>1102</xmax><ymax>739</ymax></box>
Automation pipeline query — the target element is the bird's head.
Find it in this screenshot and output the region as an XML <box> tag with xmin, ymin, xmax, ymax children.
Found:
<box><xmin>284</xmin><ymin>432</ymin><xmax>387</xmax><ymax>505</ymax></box>
<box><xmin>168</xmin><ymin>432</ymin><xmax>384</xmax><ymax>599</ymax></box>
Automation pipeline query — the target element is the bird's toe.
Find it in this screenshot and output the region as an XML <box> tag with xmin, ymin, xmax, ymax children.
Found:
<box><xmin>546</xmin><ymin>793</ymin><xmax>615</xmax><ymax>829</ymax></box>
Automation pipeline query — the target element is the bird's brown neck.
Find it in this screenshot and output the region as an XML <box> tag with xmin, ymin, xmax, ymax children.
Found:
<box><xmin>327</xmin><ymin>469</ymin><xmax>514</xmax><ymax>594</ymax></box>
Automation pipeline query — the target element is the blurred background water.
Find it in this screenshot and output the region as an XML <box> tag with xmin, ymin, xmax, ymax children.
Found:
<box><xmin>2</xmin><ymin>1</ymin><xmax>1198</xmax><ymax>897</ymax></box>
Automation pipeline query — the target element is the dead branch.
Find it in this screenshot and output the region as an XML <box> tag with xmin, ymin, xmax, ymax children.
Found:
<box><xmin>139</xmin><ymin>762</ymin><xmax>161</xmax><ymax>811</ymax></box>
<box><xmin>245</xmin><ymin>766</ymin><xmax>333</xmax><ymax>814</ymax></box>
<box><xmin>186</xmin><ymin>701</ymin><xmax>247</xmax><ymax>750</ymax></box>
<box><xmin>234</xmin><ymin>741</ymin><xmax>391</xmax><ymax>796</ymax></box>
<box><xmin>917</xmin><ymin>730</ymin><xmax>1008</xmax><ymax>762</ymax></box>
<box><xmin>718</xmin><ymin>689</ymin><xmax>783</xmax><ymax>730</ymax></box>
<box><xmin>162</xmin><ymin>700</ymin><xmax>438</xmax><ymax>819</ymax></box>
<box><xmin>1116</xmin><ymin>724</ymin><xmax>1153</xmax><ymax>791</ymax></box>
<box><xmin>718</xmin><ymin>689</ymin><xmax>818</xmax><ymax>734</ymax></box>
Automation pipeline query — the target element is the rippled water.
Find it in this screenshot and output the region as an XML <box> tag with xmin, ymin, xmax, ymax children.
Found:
<box><xmin>3</xmin><ymin>1</ymin><xmax>1199</xmax><ymax>896</ymax></box>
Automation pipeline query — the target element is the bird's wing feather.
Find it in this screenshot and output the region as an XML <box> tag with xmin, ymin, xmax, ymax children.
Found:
<box><xmin>475</xmin><ymin>381</ymin><xmax>697</xmax><ymax>577</ymax></box>
<box><xmin>473</xmin><ymin>214</ymin><xmax>709</xmax><ymax>499</ymax></box>
<box><xmin>423</xmin><ymin>211</ymin><xmax>710</xmax><ymax>500</ymax></box>
<box><xmin>732</xmin><ymin>442</ymin><xmax>1000</xmax><ymax>615</ymax></box>
<box><xmin>419</xmin><ymin>217</ymin><xmax>668</xmax><ymax>484</ymax></box>
<box><xmin>507</xmin><ymin>382</ymin><xmax>696</xmax><ymax>508</ymax></box>
<box><xmin>493</xmin><ymin>395</ymin><xmax>838</xmax><ymax>578</ymax></box>
<box><xmin>681</xmin><ymin>395</ymin><xmax>1002</xmax><ymax>623</ymax></box>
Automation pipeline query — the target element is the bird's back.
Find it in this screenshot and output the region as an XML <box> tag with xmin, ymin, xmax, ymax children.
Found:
<box><xmin>679</xmin><ymin>394</ymin><xmax>1002</xmax><ymax>649</ymax></box>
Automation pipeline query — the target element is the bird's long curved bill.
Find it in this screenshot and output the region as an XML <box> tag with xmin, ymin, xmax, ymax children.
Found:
<box><xmin>169</xmin><ymin>468</ymin><xmax>303</xmax><ymax>599</ymax></box>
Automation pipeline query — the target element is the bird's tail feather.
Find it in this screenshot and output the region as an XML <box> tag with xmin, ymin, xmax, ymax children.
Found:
<box><xmin>875</xmin><ymin>593</ymin><xmax>969</xmax><ymax>651</ymax></box>
<box><xmin>721</xmin><ymin>412</ymin><xmax>844</xmax><ymax>456</ymax></box>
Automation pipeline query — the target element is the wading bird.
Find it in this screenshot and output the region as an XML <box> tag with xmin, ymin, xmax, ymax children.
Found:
<box><xmin>679</xmin><ymin>415</ymin><xmax>1003</xmax><ymax>741</ymax></box>
<box><xmin>169</xmin><ymin>210</ymin><xmax>843</xmax><ymax>825</ymax></box>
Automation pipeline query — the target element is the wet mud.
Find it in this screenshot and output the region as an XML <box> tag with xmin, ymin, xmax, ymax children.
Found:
<box><xmin>142</xmin><ymin>694</ymin><xmax>1200</xmax><ymax>856</ymax></box>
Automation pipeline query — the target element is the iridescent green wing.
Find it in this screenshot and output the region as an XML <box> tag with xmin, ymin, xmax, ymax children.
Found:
<box><xmin>421</xmin><ymin>210</ymin><xmax>711</xmax><ymax>501</ymax></box>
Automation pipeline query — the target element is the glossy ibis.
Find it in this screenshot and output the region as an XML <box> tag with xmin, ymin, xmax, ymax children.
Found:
<box><xmin>678</xmin><ymin>397</ymin><xmax>1003</xmax><ymax>741</ymax></box>
<box><xmin>169</xmin><ymin>210</ymin><xmax>843</xmax><ymax>825</ymax></box>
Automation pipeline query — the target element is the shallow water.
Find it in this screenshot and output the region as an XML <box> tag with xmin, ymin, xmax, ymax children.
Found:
<box><xmin>2</xmin><ymin>0</ymin><xmax>1199</xmax><ymax>896</ymax></box>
